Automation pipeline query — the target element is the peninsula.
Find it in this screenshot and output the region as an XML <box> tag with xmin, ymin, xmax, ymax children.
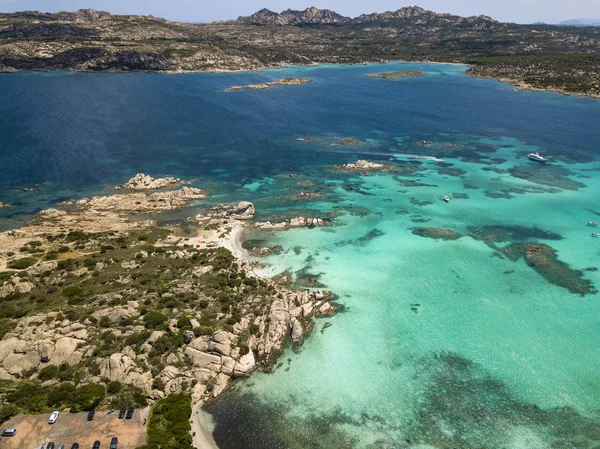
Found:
<box><xmin>0</xmin><ymin>7</ymin><xmax>599</xmax><ymax>97</ymax></box>
<box><xmin>0</xmin><ymin>175</ymin><xmax>336</xmax><ymax>438</ymax></box>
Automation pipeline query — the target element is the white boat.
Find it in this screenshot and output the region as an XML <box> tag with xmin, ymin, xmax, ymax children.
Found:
<box><xmin>592</xmin><ymin>232</ymin><xmax>600</xmax><ymax>237</ymax></box>
<box><xmin>588</xmin><ymin>221</ymin><xmax>598</xmax><ymax>226</ymax></box>
<box><xmin>443</xmin><ymin>195</ymin><xmax>450</xmax><ymax>202</ymax></box>
<box><xmin>527</xmin><ymin>152</ymin><xmax>548</xmax><ymax>162</ymax></box>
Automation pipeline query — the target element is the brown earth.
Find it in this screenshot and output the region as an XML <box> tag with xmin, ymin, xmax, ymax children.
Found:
<box><xmin>0</xmin><ymin>408</ymin><xmax>148</xmax><ymax>449</ymax></box>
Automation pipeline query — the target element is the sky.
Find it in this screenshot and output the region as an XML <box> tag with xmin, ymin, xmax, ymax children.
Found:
<box><xmin>1</xmin><ymin>0</ymin><xmax>599</xmax><ymax>24</ymax></box>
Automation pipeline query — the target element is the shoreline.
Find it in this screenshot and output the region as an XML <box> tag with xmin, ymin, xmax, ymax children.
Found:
<box><xmin>467</xmin><ymin>72</ymin><xmax>600</xmax><ymax>100</ymax></box>
<box><xmin>191</xmin><ymin>402</ymin><xmax>220</xmax><ymax>449</ymax></box>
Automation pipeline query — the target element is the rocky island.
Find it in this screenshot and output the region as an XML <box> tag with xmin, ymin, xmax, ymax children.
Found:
<box><xmin>334</xmin><ymin>160</ymin><xmax>385</xmax><ymax>170</ymax></box>
<box><xmin>0</xmin><ymin>174</ymin><xmax>336</xmax><ymax>433</ymax></box>
<box><xmin>367</xmin><ymin>71</ymin><xmax>426</xmax><ymax>79</ymax></box>
<box><xmin>224</xmin><ymin>77</ymin><xmax>312</xmax><ymax>92</ymax></box>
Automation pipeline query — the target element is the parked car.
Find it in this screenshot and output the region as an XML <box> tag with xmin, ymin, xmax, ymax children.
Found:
<box><xmin>87</xmin><ymin>409</ymin><xmax>95</xmax><ymax>421</ymax></box>
<box><xmin>1</xmin><ymin>428</ymin><xmax>16</xmax><ymax>437</ymax></box>
<box><xmin>46</xmin><ymin>443</ymin><xmax>55</xmax><ymax>449</ymax></box>
<box><xmin>92</xmin><ymin>441</ymin><xmax>100</xmax><ymax>449</ymax></box>
<box><xmin>70</xmin><ymin>444</ymin><xmax>79</xmax><ymax>449</ymax></box>
<box><xmin>36</xmin><ymin>445</ymin><xmax>44</xmax><ymax>449</ymax></box>
<box><xmin>125</xmin><ymin>408</ymin><xmax>134</xmax><ymax>419</ymax></box>
<box><xmin>57</xmin><ymin>445</ymin><xmax>65</xmax><ymax>449</ymax></box>
<box><xmin>48</xmin><ymin>411</ymin><xmax>60</xmax><ymax>424</ymax></box>
<box><xmin>109</xmin><ymin>437</ymin><xmax>118</xmax><ymax>449</ymax></box>
<box><xmin>118</xmin><ymin>408</ymin><xmax>126</xmax><ymax>419</ymax></box>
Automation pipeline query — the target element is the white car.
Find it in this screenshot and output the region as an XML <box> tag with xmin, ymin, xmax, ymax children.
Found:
<box><xmin>48</xmin><ymin>411</ymin><xmax>60</xmax><ymax>424</ymax></box>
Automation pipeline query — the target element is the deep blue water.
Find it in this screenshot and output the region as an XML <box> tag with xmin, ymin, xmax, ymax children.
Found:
<box><xmin>1</xmin><ymin>64</ymin><xmax>599</xmax><ymax>227</ymax></box>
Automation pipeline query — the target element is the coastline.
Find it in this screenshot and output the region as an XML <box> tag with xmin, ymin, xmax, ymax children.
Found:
<box><xmin>467</xmin><ymin>72</ymin><xmax>600</xmax><ymax>99</ymax></box>
<box><xmin>0</xmin><ymin>179</ymin><xmax>338</xmax><ymax>449</ymax></box>
<box><xmin>3</xmin><ymin>61</ymin><xmax>598</xmax><ymax>100</ymax></box>
<box><xmin>191</xmin><ymin>402</ymin><xmax>220</xmax><ymax>449</ymax></box>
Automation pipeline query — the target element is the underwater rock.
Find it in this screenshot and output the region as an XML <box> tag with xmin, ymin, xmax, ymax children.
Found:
<box><xmin>412</xmin><ymin>227</ymin><xmax>462</xmax><ymax>240</ymax></box>
<box><xmin>501</xmin><ymin>243</ymin><xmax>596</xmax><ymax>295</ymax></box>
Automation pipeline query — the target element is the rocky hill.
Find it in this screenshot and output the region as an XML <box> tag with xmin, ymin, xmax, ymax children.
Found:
<box><xmin>0</xmin><ymin>175</ymin><xmax>336</xmax><ymax>422</ymax></box>
<box><xmin>0</xmin><ymin>6</ymin><xmax>599</xmax><ymax>95</ymax></box>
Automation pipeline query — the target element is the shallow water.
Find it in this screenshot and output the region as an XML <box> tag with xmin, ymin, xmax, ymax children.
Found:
<box><xmin>1</xmin><ymin>63</ymin><xmax>600</xmax><ymax>448</ymax></box>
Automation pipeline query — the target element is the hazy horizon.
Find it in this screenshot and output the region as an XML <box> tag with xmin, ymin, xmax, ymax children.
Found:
<box><xmin>1</xmin><ymin>0</ymin><xmax>599</xmax><ymax>24</ymax></box>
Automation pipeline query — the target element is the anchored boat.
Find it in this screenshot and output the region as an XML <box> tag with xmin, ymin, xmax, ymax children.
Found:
<box><xmin>528</xmin><ymin>152</ymin><xmax>548</xmax><ymax>162</ymax></box>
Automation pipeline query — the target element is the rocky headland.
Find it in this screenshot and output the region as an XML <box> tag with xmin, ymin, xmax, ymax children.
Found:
<box><xmin>0</xmin><ymin>175</ymin><xmax>337</xmax><ymax>421</ymax></box>
<box><xmin>224</xmin><ymin>77</ymin><xmax>312</xmax><ymax>92</ymax></box>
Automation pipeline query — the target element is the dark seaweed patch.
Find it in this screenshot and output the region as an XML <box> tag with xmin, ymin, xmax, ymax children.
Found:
<box><xmin>409</xmin><ymin>198</ymin><xmax>433</xmax><ymax>207</ymax></box>
<box><xmin>412</xmin><ymin>227</ymin><xmax>462</xmax><ymax>240</ymax></box>
<box><xmin>502</xmin><ymin>243</ymin><xmax>596</xmax><ymax>295</ymax></box>
<box><xmin>468</xmin><ymin>225</ymin><xmax>562</xmax><ymax>245</ymax></box>
<box><xmin>509</xmin><ymin>165</ymin><xmax>586</xmax><ymax>191</ymax></box>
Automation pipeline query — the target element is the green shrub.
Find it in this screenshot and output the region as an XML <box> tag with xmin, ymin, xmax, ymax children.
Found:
<box><xmin>68</xmin><ymin>384</ymin><xmax>106</xmax><ymax>412</ymax></box>
<box><xmin>107</xmin><ymin>381</ymin><xmax>122</xmax><ymax>394</ymax></box>
<box><xmin>0</xmin><ymin>403</ymin><xmax>20</xmax><ymax>425</ymax></box>
<box><xmin>8</xmin><ymin>258</ymin><xmax>37</xmax><ymax>270</ymax></box>
<box><xmin>146</xmin><ymin>394</ymin><xmax>193</xmax><ymax>449</ymax></box>
<box><xmin>143</xmin><ymin>311</ymin><xmax>168</xmax><ymax>329</ymax></box>
<box><xmin>176</xmin><ymin>316</ymin><xmax>191</xmax><ymax>330</ymax></box>
<box><xmin>38</xmin><ymin>365</ymin><xmax>59</xmax><ymax>381</ymax></box>
<box><xmin>66</xmin><ymin>230</ymin><xmax>87</xmax><ymax>242</ymax></box>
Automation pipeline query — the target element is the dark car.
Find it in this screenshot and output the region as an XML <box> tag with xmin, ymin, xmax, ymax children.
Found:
<box><xmin>1</xmin><ymin>428</ymin><xmax>16</xmax><ymax>437</ymax></box>
<box><xmin>118</xmin><ymin>408</ymin><xmax>126</xmax><ymax>419</ymax></box>
<box><xmin>125</xmin><ymin>408</ymin><xmax>134</xmax><ymax>419</ymax></box>
<box><xmin>92</xmin><ymin>441</ymin><xmax>100</xmax><ymax>449</ymax></box>
<box><xmin>87</xmin><ymin>409</ymin><xmax>95</xmax><ymax>421</ymax></box>
<box><xmin>46</xmin><ymin>443</ymin><xmax>55</xmax><ymax>449</ymax></box>
<box><xmin>70</xmin><ymin>444</ymin><xmax>79</xmax><ymax>449</ymax></box>
<box><xmin>109</xmin><ymin>437</ymin><xmax>118</xmax><ymax>449</ymax></box>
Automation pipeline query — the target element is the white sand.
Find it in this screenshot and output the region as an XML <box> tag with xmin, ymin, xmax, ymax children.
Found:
<box><xmin>191</xmin><ymin>402</ymin><xmax>220</xmax><ymax>449</ymax></box>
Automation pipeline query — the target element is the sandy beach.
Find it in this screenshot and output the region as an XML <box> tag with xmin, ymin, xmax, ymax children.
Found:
<box><xmin>191</xmin><ymin>402</ymin><xmax>220</xmax><ymax>449</ymax></box>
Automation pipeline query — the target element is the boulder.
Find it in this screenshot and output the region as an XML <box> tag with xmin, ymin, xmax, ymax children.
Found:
<box><xmin>234</xmin><ymin>351</ymin><xmax>256</xmax><ymax>377</ymax></box>
<box><xmin>100</xmin><ymin>353</ymin><xmax>136</xmax><ymax>380</ymax></box>
<box><xmin>185</xmin><ymin>348</ymin><xmax>222</xmax><ymax>370</ymax></box>
<box><xmin>48</xmin><ymin>337</ymin><xmax>84</xmax><ymax>366</ymax></box>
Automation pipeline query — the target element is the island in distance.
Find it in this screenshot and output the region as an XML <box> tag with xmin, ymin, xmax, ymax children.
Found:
<box><xmin>224</xmin><ymin>77</ymin><xmax>312</xmax><ymax>92</ymax></box>
<box><xmin>366</xmin><ymin>71</ymin><xmax>426</xmax><ymax>79</ymax></box>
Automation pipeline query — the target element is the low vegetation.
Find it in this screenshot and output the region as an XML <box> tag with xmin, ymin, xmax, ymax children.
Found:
<box><xmin>138</xmin><ymin>394</ymin><xmax>193</xmax><ymax>449</ymax></box>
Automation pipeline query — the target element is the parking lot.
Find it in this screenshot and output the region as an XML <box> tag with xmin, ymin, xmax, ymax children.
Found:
<box><xmin>0</xmin><ymin>408</ymin><xmax>148</xmax><ymax>449</ymax></box>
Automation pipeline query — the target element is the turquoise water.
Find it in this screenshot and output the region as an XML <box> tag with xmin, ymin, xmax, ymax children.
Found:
<box><xmin>1</xmin><ymin>63</ymin><xmax>600</xmax><ymax>448</ymax></box>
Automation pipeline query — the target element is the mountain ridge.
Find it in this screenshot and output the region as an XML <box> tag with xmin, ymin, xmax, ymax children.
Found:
<box><xmin>0</xmin><ymin>6</ymin><xmax>599</xmax><ymax>97</ymax></box>
<box><xmin>237</xmin><ymin>5</ymin><xmax>496</xmax><ymax>25</ymax></box>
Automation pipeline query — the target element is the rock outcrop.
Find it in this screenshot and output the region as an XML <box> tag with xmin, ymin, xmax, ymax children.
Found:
<box><xmin>208</xmin><ymin>202</ymin><xmax>255</xmax><ymax>219</ymax></box>
<box><xmin>255</xmin><ymin>216</ymin><xmax>327</xmax><ymax>230</ymax></box>
<box><xmin>224</xmin><ymin>77</ymin><xmax>312</xmax><ymax>92</ymax></box>
<box><xmin>335</xmin><ymin>160</ymin><xmax>385</xmax><ymax>170</ymax></box>
<box><xmin>115</xmin><ymin>173</ymin><xmax>181</xmax><ymax>190</ymax></box>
